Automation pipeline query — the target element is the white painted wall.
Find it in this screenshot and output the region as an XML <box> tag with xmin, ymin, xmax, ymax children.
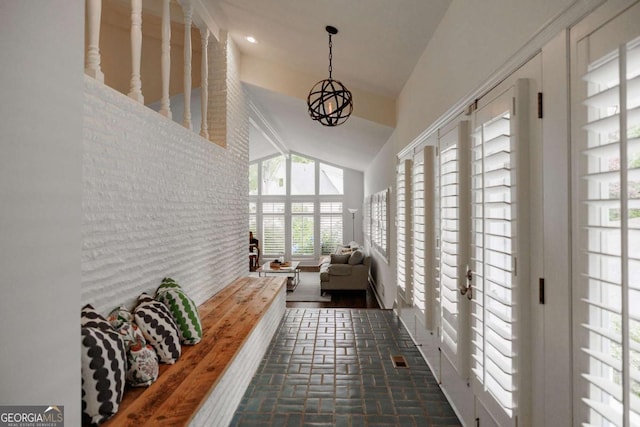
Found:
<box><xmin>395</xmin><ymin>0</ymin><xmax>577</xmax><ymax>148</ymax></box>
<box><xmin>82</xmin><ymin>34</ymin><xmax>249</xmax><ymax>314</ymax></box>
<box><xmin>0</xmin><ymin>2</ymin><xmax>82</xmax><ymax>425</ymax></box>
<box><xmin>343</xmin><ymin>167</ymin><xmax>364</xmax><ymax>245</ymax></box>
<box><xmin>364</xmin><ymin>133</ymin><xmax>398</xmax><ymax>309</ymax></box>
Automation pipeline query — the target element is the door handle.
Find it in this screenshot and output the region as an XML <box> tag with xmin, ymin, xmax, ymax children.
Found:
<box><xmin>460</xmin><ymin>269</ymin><xmax>473</xmax><ymax>300</ymax></box>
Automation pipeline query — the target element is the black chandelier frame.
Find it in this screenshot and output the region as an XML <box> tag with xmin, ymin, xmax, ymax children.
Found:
<box><xmin>307</xmin><ymin>26</ymin><xmax>353</xmax><ymax>127</ymax></box>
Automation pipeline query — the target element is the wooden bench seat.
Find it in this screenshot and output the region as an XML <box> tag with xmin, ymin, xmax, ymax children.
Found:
<box><xmin>103</xmin><ymin>276</ymin><xmax>286</xmax><ymax>427</ymax></box>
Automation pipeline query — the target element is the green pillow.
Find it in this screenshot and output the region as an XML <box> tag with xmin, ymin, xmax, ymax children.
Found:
<box><xmin>156</xmin><ymin>278</ymin><xmax>202</xmax><ymax>345</ymax></box>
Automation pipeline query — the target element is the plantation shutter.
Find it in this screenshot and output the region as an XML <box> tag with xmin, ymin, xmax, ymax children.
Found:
<box><xmin>413</xmin><ymin>147</ymin><xmax>436</xmax><ymax>329</ymax></box>
<box><xmin>319</xmin><ymin>202</ymin><xmax>343</xmax><ymax>255</ymax></box>
<box><xmin>397</xmin><ymin>159</ymin><xmax>413</xmax><ymax>304</ymax></box>
<box><xmin>573</xmin><ymin>4</ymin><xmax>640</xmax><ymax>425</ymax></box>
<box><xmin>262</xmin><ymin>202</ymin><xmax>285</xmax><ymax>256</ymax></box>
<box><xmin>291</xmin><ymin>202</ymin><xmax>314</xmax><ymax>257</ymax></box>
<box><xmin>437</xmin><ymin>121</ymin><xmax>471</xmax><ymax>374</ymax></box>
<box><xmin>470</xmin><ymin>81</ymin><xmax>529</xmax><ymax>426</ymax></box>
<box><xmin>249</xmin><ymin>202</ymin><xmax>257</xmax><ymax>234</ymax></box>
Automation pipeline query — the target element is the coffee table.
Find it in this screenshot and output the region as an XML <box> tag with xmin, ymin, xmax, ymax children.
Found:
<box><xmin>257</xmin><ymin>261</ymin><xmax>300</xmax><ymax>291</ymax></box>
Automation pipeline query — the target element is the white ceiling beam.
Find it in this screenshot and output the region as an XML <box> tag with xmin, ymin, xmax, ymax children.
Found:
<box><xmin>248</xmin><ymin>101</ymin><xmax>289</xmax><ymax>157</ymax></box>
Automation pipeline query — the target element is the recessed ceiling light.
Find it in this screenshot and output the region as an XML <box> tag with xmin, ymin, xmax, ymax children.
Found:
<box><xmin>245</xmin><ymin>36</ymin><xmax>257</xmax><ymax>44</ymax></box>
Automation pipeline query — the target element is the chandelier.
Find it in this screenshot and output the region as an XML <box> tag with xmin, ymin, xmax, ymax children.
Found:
<box><xmin>307</xmin><ymin>26</ymin><xmax>353</xmax><ymax>127</ymax></box>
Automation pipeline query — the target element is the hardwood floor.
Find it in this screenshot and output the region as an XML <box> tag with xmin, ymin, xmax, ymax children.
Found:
<box><xmin>286</xmin><ymin>286</ymin><xmax>381</xmax><ymax>309</ymax></box>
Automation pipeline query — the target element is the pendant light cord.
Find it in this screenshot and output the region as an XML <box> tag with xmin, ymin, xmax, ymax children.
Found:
<box><xmin>328</xmin><ymin>33</ymin><xmax>333</xmax><ymax>79</ymax></box>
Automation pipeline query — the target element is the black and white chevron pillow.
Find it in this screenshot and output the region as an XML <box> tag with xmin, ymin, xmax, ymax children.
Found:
<box><xmin>80</xmin><ymin>304</ymin><xmax>126</xmax><ymax>426</ymax></box>
<box><xmin>134</xmin><ymin>293</ymin><xmax>181</xmax><ymax>364</ymax></box>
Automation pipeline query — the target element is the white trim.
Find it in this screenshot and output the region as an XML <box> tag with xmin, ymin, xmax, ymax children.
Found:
<box><xmin>191</xmin><ymin>0</ymin><xmax>220</xmax><ymax>42</ymax></box>
<box><xmin>249</xmin><ymin>101</ymin><xmax>289</xmax><ymax>157</ymax></box>
<box><xmin>398</xmin><ymin>0</ymin><xmax>606</xmax><ymax>159</ymax></box>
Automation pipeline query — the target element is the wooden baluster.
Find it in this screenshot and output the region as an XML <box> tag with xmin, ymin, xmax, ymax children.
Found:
<box><xmin>199</xmin><ymin>26</ymin><xmax>210</xmax><ymax>139</ymax></box>
<box><xmin>180</xmin><ymin>0</ymin><xmax>193</xmax><ymax>130</ymax></box>
<box><xmin>85</xmin><ymin>0</ymin><xmax>104</xmax><ymax>82</ymax></box>
<box><xmin>128</xmin><ymin>0</ymin><xmax>144</xmax><ymax>103</ymax></box>
<box><xmin>159</xmin><ymin>0</ymin><xmax>172</xmax><ymax>118</ymax></box>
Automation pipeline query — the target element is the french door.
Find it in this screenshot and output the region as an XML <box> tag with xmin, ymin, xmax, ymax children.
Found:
<box><xmin>469</xmin><ymin>80</ymin><xmax>531</xmax><ymax>426</ymax></box>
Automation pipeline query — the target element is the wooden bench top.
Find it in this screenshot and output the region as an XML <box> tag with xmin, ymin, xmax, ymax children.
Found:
<box><xmin>103</xmin><ymin>276</ymin><xmax>286</xmax><ymax>427</ymax></box>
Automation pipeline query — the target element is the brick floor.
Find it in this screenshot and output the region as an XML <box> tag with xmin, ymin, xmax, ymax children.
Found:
<box><xmin>231</xmin><ymin>308</ymin><xmax>461</xmax><ymax>427</ymax></box>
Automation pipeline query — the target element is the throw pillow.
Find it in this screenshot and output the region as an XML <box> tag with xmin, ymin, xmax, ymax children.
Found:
<box><xmin>81</xmin><ymin>304</ymin><xmax>126</xmax><ymax>426</ymax></box>
<box><xmin>156</xmin><ymin>277</ymin><xmax>202</xmax><ymax>345</ymax></box>
<box><xmin>108</xmin><ymin>307</ymin><xmax>159</xmax><ymax>387</ymax></box>
<box><xmin>134</xmin><ymin>293</ymin><xmax>181</xmax><ymax>364</ymax></box>
<box><xmin>330</xmin><ymin>253</ymin><xmax>350</xmax><ymax>264</ymax></box>
<box><xmin>348</xmin><ymin>249</ymin><xmax>365</xmax><ymax>265</ymax></box>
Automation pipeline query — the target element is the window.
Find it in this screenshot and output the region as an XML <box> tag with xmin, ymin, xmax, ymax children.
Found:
<box><xmin>413</xmin><ymin>151</ymin><xmax>427</xmax><ymax>319</ymax></box>
<box><xmin>370</xmin><ymin>189</ymin><xmax>389</xmax><ymax>259</ymax></box>
<box><xmin>573</xmin><ymin>6</ymin><xmax>640</xmax><ymax>425</ymax></box>
<box><xmin>319</xmin><ymin>162</ymin><xmax>343</xmax><ymax>195</ymax></box>
<box><xmin>397</xmin><ymin>159</ymin><xmax>413</xmax><ymax>304</ymax></box>
<box><xmin>291</xmin><ymin>202</ymin><xmax>314</xmax><ymax>256</ymax></box>
<box><xmin>412</xmin><ymin>148</ymin><xmax>435</xmax><ymax>329</ymax></box>
<box><xmin>291</xmin><ymin>155</ymin><xmax>315</xmax><ymax>195</ymax></box>
<box><xmin>249</xmin><ymin>202</ymin><xmax>257</xmax><ymax>234</ymax></box>
<box><xmin>320</xmin><ymin>202</ymin><xmax>343</xmax><ymax>255</ymax></box>
<box><xmin>262</xmin><ymin>202</ymin><xmax>285</xmax><ymax>256</ymax></box>
<box><xmin>437</xmin><ymin>121</ymin><xmax>471</xmax><ymax>374</ymax></box>
<box><xmin>262</xmin><ymin>156</ymin><xmax>286</xmax><ymax>195</ymax></box>
<box><xmin>249</xmin><ymin>163</ymin><xmax>258</xmax><ymax>196</ymax></box>
<box><xmin>250</xmin><ymin>154</ymin><xmax>347</xmax><ymax>260</ymax></box>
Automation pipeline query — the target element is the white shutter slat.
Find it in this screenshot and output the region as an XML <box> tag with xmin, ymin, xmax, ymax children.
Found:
<box><xmin>581</xmin><ymin>398</ymin><xmax>623</xmax><ymax>426</ymax></box>
<box><xmin>582</xmin><ymin>54</ymin><xmax>619</xmax><ymax>85</ymax></box>
<box><xmin>583</xmin><ymin>374</ymin><xmax>622</xmax><ymax>401</ymax></box>
<box><xmin>582</xmin><ymin>347</ymin><xmax>623</xmax><ymax>372</ymax></box>
<box><xmin>584</xmin><ymin>75</ymin><xmax>640</xmax><ymax>110</ymax></box>
<box><xmin>581</xmin><ymin>323</ymin><xmax>622</xmax><ymax>344</ymax></box>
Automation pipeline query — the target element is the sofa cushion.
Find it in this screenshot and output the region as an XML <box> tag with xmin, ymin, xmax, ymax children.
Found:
<box><xmin>348</xmin><ymin>250</ymin><xmax>365</xmax><ymax>265</ymax></box>
<box><xmin>330</xmin><ymin>253</ymin><xmax>350</xmax><ymax>264</ymax></box>
<box><xmin>328</xmin><ymin>264</ymin><xmax>352</xmax><ymax>276</ymax></box>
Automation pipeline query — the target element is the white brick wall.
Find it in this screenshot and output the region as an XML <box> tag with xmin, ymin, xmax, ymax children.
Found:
<box><xmin>209</xmin><ymin>31</ymin><xmax>228</xmax><ymax>148</ymax></box>
<box><xmin>82</xmin><ymin>33</ymin><xmax>249</xmax><ymax>314</ymax></box>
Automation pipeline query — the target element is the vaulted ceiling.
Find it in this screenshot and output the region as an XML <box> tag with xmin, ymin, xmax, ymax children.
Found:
<box><xmin>206</xmin><ymin>0</ymin><xmax>452</xmax><ymax>171</ymax></box>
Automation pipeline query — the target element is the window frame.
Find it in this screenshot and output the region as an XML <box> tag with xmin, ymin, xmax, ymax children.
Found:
<box><xmin>249</xmin><ymin>153</ymin><xmax>347</xmax><ymax>261</ymax></box>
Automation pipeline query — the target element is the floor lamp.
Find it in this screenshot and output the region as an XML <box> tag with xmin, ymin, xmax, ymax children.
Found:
<box><xmin>348</xmin><ymin>208</ymin><xmax>358</xmax><ymax>241</ymax></box>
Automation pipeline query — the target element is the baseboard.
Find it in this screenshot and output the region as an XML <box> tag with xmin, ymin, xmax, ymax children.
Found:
<box><xmin>368</xmin><ymin>274</ymin><xmax>385</xmax><ymax>309</ymax></box>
